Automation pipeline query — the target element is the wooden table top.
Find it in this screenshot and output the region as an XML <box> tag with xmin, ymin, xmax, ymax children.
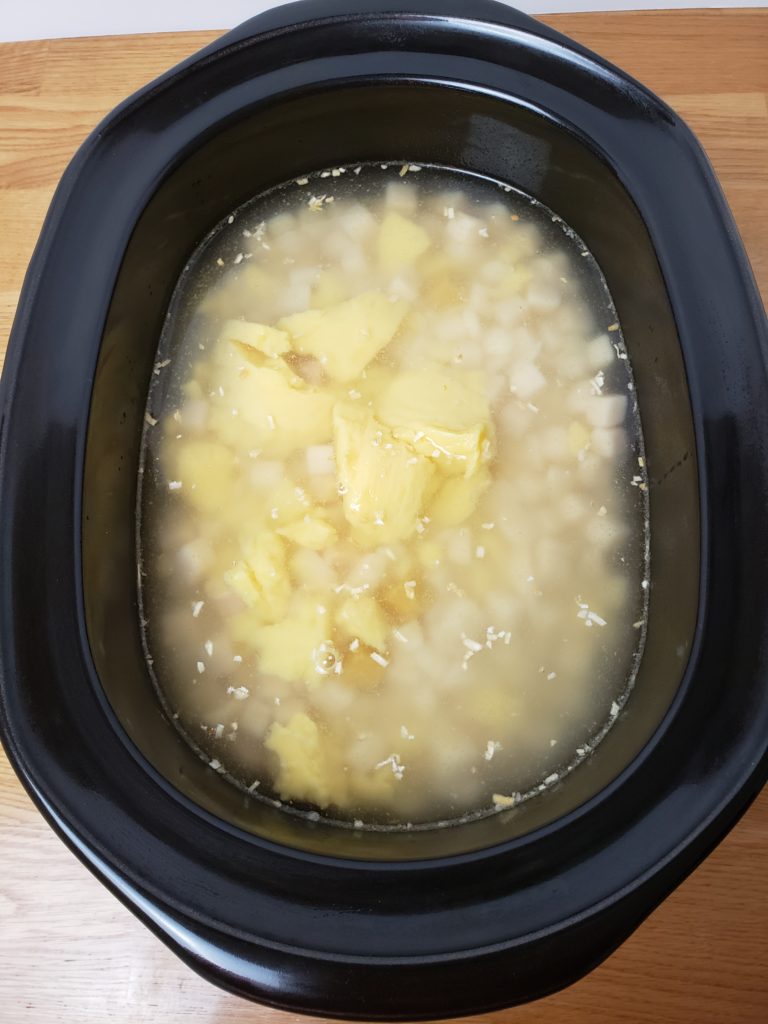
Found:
<box><xmin>1</xmin><ymin>8</ymin><xmax>767</xmax><ymax>1024</ymax></box>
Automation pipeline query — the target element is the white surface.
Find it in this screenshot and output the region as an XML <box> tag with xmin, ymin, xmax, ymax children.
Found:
<box><xmin>1</xmin><ymin>0</ymin><xmax>765</xmax><ymax>43</ymax></box>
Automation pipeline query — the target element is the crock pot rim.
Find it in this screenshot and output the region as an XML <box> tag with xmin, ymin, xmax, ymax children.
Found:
<box><xmin>1</xmin><ymin>0</ymin><xmax>767</xmax><ymax>1017</ymax></box>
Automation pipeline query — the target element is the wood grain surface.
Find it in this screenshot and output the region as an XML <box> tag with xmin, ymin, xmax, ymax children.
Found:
<box><xmin>1</xmin><ymin>9</ymin><xmax>767</xmax><ymax>1024</ymax></box>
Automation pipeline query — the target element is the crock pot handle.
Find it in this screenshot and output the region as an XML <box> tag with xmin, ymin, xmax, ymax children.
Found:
<box><xmin>198</xmin><ymin>0</ymin><xmax>567</xmax><ymax>57</ymax></box>
<box><xmin>118</xmin><ymin>867</ymin><xmax>652</xmax><ymax>1020</ymax></box>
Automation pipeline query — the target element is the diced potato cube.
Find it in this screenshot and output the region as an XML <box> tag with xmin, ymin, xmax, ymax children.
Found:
<box><xmin>337</xmin><ymin>595</ymin><xmax>389</xmax><ymax>652</ymax></box>
<box><xmin>592</xmin><ymin>427</ymin><xmax>626</xmax><ymax>458</ymax></box>
<box><xmin>376</xmin><ymin>367</ymin><xmax>493</xmax><ymax>477</ymax></box>
<box><xmin>176</xmin><ymin>537</ymin><xmax>214</xmax><ymax>582</ymax></box>
<box><xmin>340</xmin><ymin>202</ymin><xmax>378</xmax><ymax>240</ymax></box>
<box><xmin>333</xmin><ymin>403</ymin><xmax>434</xmax><ymax>544</ymax></box>
<box><xmin>586</xmin><ymin>394</ymin><xmax>628</xmax><ymax>428</ymax></box>
<box><xmin>306</xmin><ymin>444</ymin><xmax>336</xmax><ymax>476</ymax></box>
<box><xmin>345</xmin><ymin>548</ymin><xmax>392</xmax><ymax>591</ymax></box>
<box><xmin>219</xmin><ymin>319</ymin><xmax>290</xmax><ymax>357</ymax></box>
<box><xmin>306</xmin><ymin>471</ymin><xmax>338</xmax><ymax>505</ymax></box>
<box><xmin>248</xmin><ymin>458</ymin><xmax>285</xmax><ymax>490</ymax></box>
<box><xmin>374</xmin><ymin>542</ymin><xmax>415</xmax><ymax>583</ymax></box>
<box><xmin>445</xmin><ymin>212</ymin><xmax>483</xmax><ymax>246</ymax></box>
<box><xmin>499</xmin><ymin>266</ymin><xmax>533</xmax><ymax>295</ymax></box>
<box><xmin>527</xmin><ymin>280</ymin><xmax>562</xmax><ymax>313</ymax></box>
<box><xmin>277</xmin><ymin>514</ymin><xmax>337</xmax><ymax>550</ymax></box>
<box><xmin>501</xmin><ymin>222</ymin><xmax>540</xmax><ymax>260</ymax></box>
<box><xmin>509</xmin><ymin>361</ymin><xmax>546</xmax><ymax>401</ymax></box>
<box><xmin>391</xmin><ymin>618</ymin><xmax>424</xmax><ymax>647</ymax></box>
<box><xmin>445</xmin><ymin>527</ymin><xmax>473</xmax><ymax>566</ymax></box>
<box><xmin>377</xmin><ymin>211</ymin><xmax>431</xmax><ymax>273</ymax></box>
<box><xmin>428</xmin><ymin>468</ymin><xmax>490</xmax><ymax>527</ymax></box>
<box><xmin>586</xmin><ymin>333</ymin><xmax>616</xmax><ymax>369</ymax></box>
<box><xmin>265</xmin><ymin>712</ymin><xmax>337</xmax><ymax>808</ymax></box>
<box><xmin>279</xmin><ymin>291</ymin><xmax>408</xmax><ymax>383</ymax></box>
<box><xmin>255</xmin><ymin>597</ymin><xmax>329</xmax><ymax>684</ymax></box>
<box><xmin>384</xmin><ymin>182</ymin><xmax>418</xmax><ymax>213</ymax></box>
<box><xmin>223</xmin><ymin>530</ymin><xmax>290</xmax><ymax>622</ymax></box>
<box><xmin>174</xmin><ymin>440</ymin><xmax>235</xmax><ymax>512</ymax></box>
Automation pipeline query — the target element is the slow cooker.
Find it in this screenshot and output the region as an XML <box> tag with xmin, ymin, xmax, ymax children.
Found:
<box><xmin>1</xmin><ymin>1</ymin><xmax>767</xmax><ymax>1018</ymax></box>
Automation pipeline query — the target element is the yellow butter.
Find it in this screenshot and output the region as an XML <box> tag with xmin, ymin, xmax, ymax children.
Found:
<box><xmin>376</xmin><ymin>366</ymin><xmax>493</xmax><ymax>477</ymax></box>
<box><xmin>219</xmin><ymin>318</ymin><xmax>290</xmax><ymax>357</ymax></box>
<box><xmin>265</xmin><ymin>712</ymin><xmax>338</xmax><ymax>808</ymax></box>
<box><xmin>211</xmin><ymin>360</ymin><xmax>334</xmax><ymax>457</ymax></box>
<box><xmin>279</xmin><ymin>291</ymin><xmax>408</xmax><ymax>382</ymax></box>
<box><xmin>429</xmin><ymin>468</ymin><xmax>491</xmax><ymax>527</ymax></box>
<box><xmin>277</xmin><ymin>514</ymin><xmax>337</xmax><ymax>550</ymax></box>
<box><xmin>223</xmin><ymin>530</ymin><xmax>290</xmax><ymax>623</ymax></box>
<box><xmin>333</xmin><ymin>402</ymin><xmax>434</xmax><ymax>544</ymax></box>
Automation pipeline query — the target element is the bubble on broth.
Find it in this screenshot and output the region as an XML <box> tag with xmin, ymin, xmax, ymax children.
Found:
<box><xmin>137</xmin><ymin>163</ymin><xmax>649</xmax><ymax>830</ymax></box>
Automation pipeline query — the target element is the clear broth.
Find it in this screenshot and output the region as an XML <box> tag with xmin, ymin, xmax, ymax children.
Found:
<box><xmin>138</xmin><ymin>163</ymin><xmax>648</xmax><ymax>829</ymax></box>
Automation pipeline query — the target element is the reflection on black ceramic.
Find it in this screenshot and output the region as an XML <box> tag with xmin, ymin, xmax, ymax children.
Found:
<box><xmin>0</xmin><ymin>1</ymin><xmax>766</xmax><ymax>1019</ymax></box>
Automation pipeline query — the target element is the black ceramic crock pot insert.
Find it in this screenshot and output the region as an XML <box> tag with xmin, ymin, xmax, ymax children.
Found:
<box><xmin>1</xmin><ymin>1</ymin><xmax>767</xmax><ymax>1018</ymax></box>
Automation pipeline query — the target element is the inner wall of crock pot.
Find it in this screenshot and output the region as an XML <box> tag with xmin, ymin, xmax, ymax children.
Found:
<box><xmin>82</xmin><ymin>82</ymin><xmax>699</xmax><ymax>860</ymax></box>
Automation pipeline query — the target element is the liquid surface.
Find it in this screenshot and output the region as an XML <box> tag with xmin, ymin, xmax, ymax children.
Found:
<box><xmin>139</xmin><ymin>164</ymin><xmax>648</xmax><ymax>828</ymax></box>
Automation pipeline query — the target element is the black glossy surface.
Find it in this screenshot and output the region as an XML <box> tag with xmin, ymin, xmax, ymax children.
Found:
<box><xmin>1</xmin><ymin>0</ymin><xmax>767</xmax><ymax>1018</ymax></box>
<box><xmin>88</xmin><ymin>84</ymin><xmax>698</xmax><ymax>862</ymax></box>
